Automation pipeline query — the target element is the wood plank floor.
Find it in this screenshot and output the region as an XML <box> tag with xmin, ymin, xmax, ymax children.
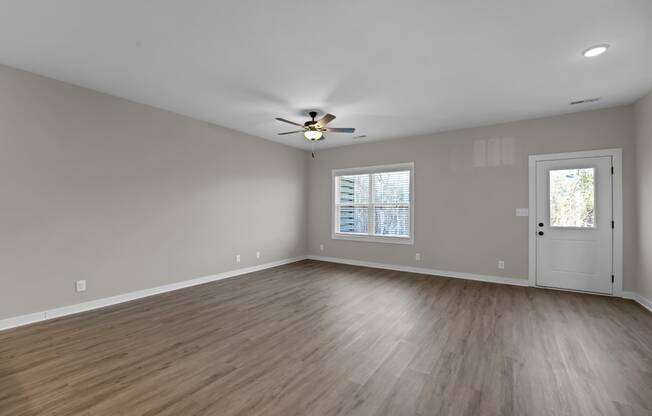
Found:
<box><xmin>1</xmin><ymin>260</ymin><xmax>651</xmax><ymax>416</ymax></box>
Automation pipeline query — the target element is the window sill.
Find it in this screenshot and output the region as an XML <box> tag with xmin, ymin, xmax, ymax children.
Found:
<box><xmin>331</xmin><ymin>233</ymin><xmax>414</xmax><ymax>245</ymax></box>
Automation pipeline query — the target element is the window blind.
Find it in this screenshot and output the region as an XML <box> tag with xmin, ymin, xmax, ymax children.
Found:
<box><xmin>334</xmin><ymin>165</ymin><xmax>412</xmax><ymax>241</ymax></box>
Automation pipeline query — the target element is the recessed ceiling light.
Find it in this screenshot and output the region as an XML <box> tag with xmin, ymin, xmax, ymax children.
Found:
<box><xmin>582</xmin><ymin>44</ymin><xmax>610</xmax><ymax>58</ymax></box>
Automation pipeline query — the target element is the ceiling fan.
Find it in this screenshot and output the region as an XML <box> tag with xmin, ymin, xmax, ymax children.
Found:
<box><xmin>276</xmin><ymin>111</ymin><xmax>355</xmax><ymax>141</ymax></box>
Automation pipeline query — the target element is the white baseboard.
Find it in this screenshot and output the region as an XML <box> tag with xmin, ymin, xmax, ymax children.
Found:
<box><xmin>309</xmin><ymin>256</ymin><xmax>651</xmax><ymax>312</ymax></box>
<box><xmin>0</xmin><ymin>256</ymin><xmax>307</xmax><ymax>332</ymax></box>
<box><xmin>622</xmin><ymin>291</ymin><xmax>652</xmax><ymax>313</ymax></box>
<box><xmin>4</xmin><ymin>256</ymin><xmax>647</xmax><ymax>332</ymax></box>
<box><xmin>307</xmin><ymin>255</ymin><xmax>530</xmax><ymax>287</ymax></box>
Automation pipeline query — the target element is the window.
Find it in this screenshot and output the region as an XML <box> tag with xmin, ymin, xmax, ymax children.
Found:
<box><xmin>549</xmin><ymin>168</ymin><xmax>596</xmax><ymax>228</ymax></box>
<box><xmin>333</xmin><ymin>163</ymin><xmax>414</xmax><ymax>244</ymax></box>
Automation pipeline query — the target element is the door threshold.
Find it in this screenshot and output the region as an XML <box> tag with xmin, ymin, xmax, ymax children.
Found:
<box><xmin>534</xmin><ymin>284</ymin><xmax>613</xmax><ymax>297</ymax></box>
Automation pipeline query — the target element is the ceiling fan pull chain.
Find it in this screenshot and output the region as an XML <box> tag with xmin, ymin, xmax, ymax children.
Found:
<box><xmin>311</xmin><ymin>141</ymin><xmax>315</xmax><ymax>159</ymax></box>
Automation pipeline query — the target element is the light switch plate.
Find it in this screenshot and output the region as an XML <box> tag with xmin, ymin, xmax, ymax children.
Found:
<box><xmin>76</xmin><ymin>280</ymin><xmax>86</xmax><ymax>292</ymax></box>
<box><xmin>515</xmin><ymin>208</ymin><xmax>529</xmax><ymax>217</ymax></box>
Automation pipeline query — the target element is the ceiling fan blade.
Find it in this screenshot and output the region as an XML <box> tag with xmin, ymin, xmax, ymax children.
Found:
<box><xmin>316</xmin><ymin>113</ymin><xmax>336</xmax><ymax>127</ymax></box>
<box><xmin>325</xmin><ymin>127</ymin><xmax>355</xmax><ymax>133</ymax></box>
<box><xmin>275</xmin><ymin>118</ymin><xmax>304</xmax><ymax>127</ymax></box>
<box><xmin>277</xmin><ymin>130</ymin><xmax>304</xmax><ymax>135</ymax></box>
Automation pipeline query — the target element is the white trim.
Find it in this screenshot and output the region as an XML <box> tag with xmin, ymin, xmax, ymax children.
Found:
<box><xmin>0</xmin><ymin>256</ymin><xmax>307</xmax><ymax>332</ymax></box>
<box><xmin>308</xmin><ymin>256</ymin><xmax>649</xmax><ymax>309</ymax></box>
<box><xmin>331</xmin><ymin>233</ymin><xmax>414</xmax><ymax>245</ymax></box>
<box><xmin>331</xmin><ymin>162</ymin><xmax>415</xmax><ymax>245</ymax></box>
<box><xmin>308</xmin><ymin>255</ymin><xmax>529</xmax><ymax>287</ymax></box>
<box><xmin>527</xmin><ymin>148</ymin><xmax>623</xmax><ymax>295</ymax></box>
<box><xmin>612</xmin><ymin>150</ymin><xmax>624</xmax><ymax>296</ymax></box>
<box><xmin>3</xmin><ymin>254</ymin><xmax>645</xmax><ymax>333</ymax></box>
<box><xmin>0</xmin><ymin>312</ymin><xmax>45</xmax><ymax>330</ymax></box>
<box><xmin>528</xmin><ymin>157</ymin><xmax>537</xmax><ymax>287</ymax></box>
<box><xmin>331</xmin><ymin>162</ymin><xmax>415</xmax><ymax>176</ymax></box>
<box><xmin>622</xmin><ymin>292</ymin><xmax>652</xmax><ymax>313</ymax></box>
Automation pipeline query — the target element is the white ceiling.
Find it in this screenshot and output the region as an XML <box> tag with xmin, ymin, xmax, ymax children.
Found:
<box><xmin>1</xmin><ymin>0</ymin><xmax>651</xmax><ymax>150</ymax></box>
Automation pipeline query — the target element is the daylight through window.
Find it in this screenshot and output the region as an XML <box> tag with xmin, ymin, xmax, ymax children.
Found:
<box><xmin>549</xmin><ymin>168</ymin><xmax>596</xmax><ymax>228</ymax></box>
<box><xmin>333</xmin><ymin>164</ymin><xmax>413</xmax><ymax>243</ymax></box>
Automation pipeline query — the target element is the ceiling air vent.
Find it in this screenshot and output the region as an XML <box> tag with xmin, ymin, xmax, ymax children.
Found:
<box><xmin>570</xmin><ymin>97</ymin><xmax>601</xmax><ymax>105</ymax></box>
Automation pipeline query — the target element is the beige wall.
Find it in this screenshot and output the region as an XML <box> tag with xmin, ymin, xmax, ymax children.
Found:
<box><xmin>635</xmin><ymin>91</ymin><xmax>652</xmax><ymax>300</ymax></box>
<box><xmin>0</xmin><ymin>65</ymin><xmax>308</xmax><ymax>320</ymax></box>
<box><xmin>308</xmin><ymin>106</ymin><xmax>637</xmax><ymax>289</ymax></box>
<box><xmin>1</xmin><ymin>63</ymin><xmax>646</xmax><ymax>322</ymax></box>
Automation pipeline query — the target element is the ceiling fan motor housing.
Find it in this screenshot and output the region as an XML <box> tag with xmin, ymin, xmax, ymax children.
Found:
<box><xmin>305</xmin><ymin>111</ymin><xmax>319</xmax><ymax>127</ymax></box>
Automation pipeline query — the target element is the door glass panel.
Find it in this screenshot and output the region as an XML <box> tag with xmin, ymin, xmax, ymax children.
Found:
<box><xmin>549</xmin><ymin>168</ymin><xmax>595</xmax><ymax>228</ymax></box>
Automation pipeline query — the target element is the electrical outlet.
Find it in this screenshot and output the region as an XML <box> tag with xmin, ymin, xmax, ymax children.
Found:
<box><xmin>415</xmin><ymin>253</ymin><xmax>421</xmax><ymax>261</ymax></box>
<box><xmin>498</xmin><ymin>260</ymin><xmax>505</xmax><ymax>269</ymax></box>
<box><xmin>75</xmin><ymin>280</ymin><xmax>86</xmax><ymax>292</ymax></box>
<box><xmin>319</xmin><ymin>244</ymin><xmax>324</xmax><ymax>252</ymax></box>
<box><xmin>256</xmin><ymin>251</ymin><xmax>260</xmax><ymax>259</ymax></box>
<box><xmin>236</xmin><ymin>254</ymin><xmax>241</xmax><ymax>263</ymax></box>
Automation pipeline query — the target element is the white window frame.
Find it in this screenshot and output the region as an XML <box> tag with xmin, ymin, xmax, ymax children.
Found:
<box><xmin>331</xmin><ymin>162</ymin><xmax>414</xmax><ymax>245</ymax></box>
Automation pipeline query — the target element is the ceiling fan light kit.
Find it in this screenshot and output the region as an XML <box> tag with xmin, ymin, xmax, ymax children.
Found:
<box><xmin>304</xmin><ymin>129</ymin><xmax>323</xmax><ymax>141</ymax></box>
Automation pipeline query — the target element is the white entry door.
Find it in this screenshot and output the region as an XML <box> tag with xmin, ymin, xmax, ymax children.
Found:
<box><xmin>535</xmin><ymin>156</ymin><xmax>613</xmax><ymax>294</ymax></box>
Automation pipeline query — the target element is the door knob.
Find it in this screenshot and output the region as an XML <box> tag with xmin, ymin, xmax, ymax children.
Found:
<box><xmin>538</xmin><ymin>231</ymin><xmax>544</xmax><ymax>236</ymax></box>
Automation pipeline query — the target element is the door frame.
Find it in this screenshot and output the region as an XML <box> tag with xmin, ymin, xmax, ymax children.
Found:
<box><xmin>528</xmin><ymin>148</ymin><xmax>623</xmax><ymax>296</ymax></box>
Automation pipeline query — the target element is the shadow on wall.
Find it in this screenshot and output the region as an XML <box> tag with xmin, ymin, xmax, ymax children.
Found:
<box><xmin>446</xmin><ymin>136</ymin><xmax>518</xmax><ymax>173</ymax></box>
<box><xmin>0</xmin><ymin>358</ymin><xmax>35</xmax><ymax>416</ymax></box>
<box><xmin>473</xmin><ymin>137</ymin><xmax>517</xmax><ymax>168</ymax></box>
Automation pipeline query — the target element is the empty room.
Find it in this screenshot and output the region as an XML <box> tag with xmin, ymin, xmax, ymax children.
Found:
<box><xmin>1</xmin><ymin>1</ymin><xmax>652</xmax><ymax>415</ymax></box>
